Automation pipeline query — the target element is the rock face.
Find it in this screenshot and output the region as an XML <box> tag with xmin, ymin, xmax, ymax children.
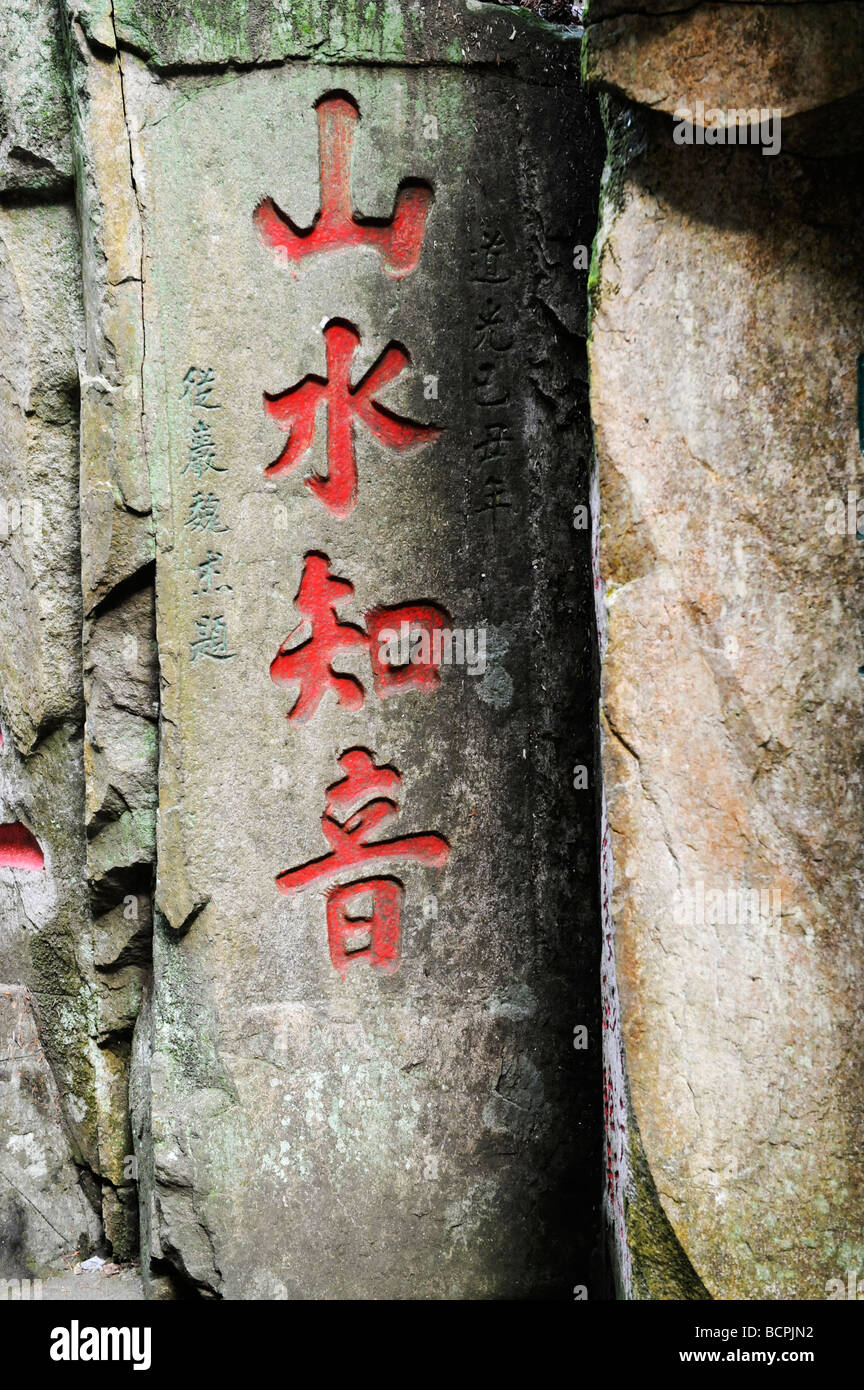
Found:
<box><xmin>0</xmin><ymin>0</ymin><xmax>72</xmax><ymax>190</ymax></box>
<box><xmin>584</xmin><ymin>1</ymin><xmax>864</xmax><ymax>121</ymax></box>
<box><xmin>0</xmin><ymin>987</ymin><xmax>100</xmax><ymax>1276</ymax></box>
<box><xmin>0</xmin><ymin>175</ymin><xmax>103</xmax><ymax>1262</ymax></box>
<box><xmin>587</xmin><ymin>12</ymin><xmax>864</xmax><ymax>1298</ymax></box>
<box><xmin>8</xmin><ymin>0</ymin><xmax>860</xmax><ymax>1305</ymax></box>
<box><xmin>111</xmin><ymin>8</ymin><xmax>599</xmax><ymax>1299</ymax></box>
<box><xmin>2</xmin><ymin>0</ymin><xmax>603</xmax><ymax>1297</ymax></box>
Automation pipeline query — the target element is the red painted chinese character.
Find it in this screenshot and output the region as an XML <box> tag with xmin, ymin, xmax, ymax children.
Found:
<box><xmin>254</xmin><ymin>93</ymin><xmax>433</xmax><ymax>280</ymax></box>
<box><xmin>270</xmin><ymin>552</ymin><xmax>367</xmax><ymax>721</ymax></box>
<box><xmin>277</xmin><ymin>749</ymin><xmax>450</xmax><ymax>976</ymax></box>
<box><xmin>365</xmin><ymin>603</ymin><xmax>449</xmax><ymax>699</ymax></box>
<box><xmin>271</xmin><ymin>553</ymin><xmax>449</xmax><ymax>721</ymax></box>
<box><xmin>264</xmin><ymin>319</ymin><xmax>440</xmax><ymax>518</ymax></box>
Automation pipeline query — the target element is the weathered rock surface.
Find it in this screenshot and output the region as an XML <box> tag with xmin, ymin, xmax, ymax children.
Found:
<box><xmin>64</xmin><ymin>8</ymin><xmax>159</xmax><ymax>1258</ymax></box>
<box><xmin>0</xmin><ymin>0</ymin><xmax>604</xmax><ymax>1301</ymax></box>
<box><xmin>103</xmin><ymin>0</ymin><xmax>580</xmax><ymax>70</ymax></box>
<box><xmin>85</xmin><ymin>4</ymin><xmax>601</xmax><ymax>1298</ymax></box>
<box><xmin>0</xmin><ymin>986</ymin><xmax>100</xmax><ymax>1277</ymax></box>
<box><xmin>0</xmin><ymin>202</ymin><xmax>84</xmax><ymax>754</ymax></box>
<box><xmin>0</xmin><ymin>0</ymin><xmax>73</xmax><ymax>191</ymax></box>
<box><xmin>0</xmin><ymin>17</ymin><xmax>146</xmax><ymax>1263</ymax></box>
<box><xmin>584</xmin><ymin>1</ymin><xmax>864</xmax><ymax>124</ymax></box>
<box><xmin>590</xmin><ymin>99</ymin><xmax>864</xmax><ymax>1297</ymax></box>
<box><xmin>0</xmin><ymin>193</ymin><xmax>102</xmax><ymax>1209</ymax></box>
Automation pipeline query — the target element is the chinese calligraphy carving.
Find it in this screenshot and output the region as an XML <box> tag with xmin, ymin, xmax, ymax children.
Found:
<box><xmin>185</xmin><ymin>491</ymin><xmax>229</xmax><ymax>535</ymax></box>
<box><xmin>181</xmin><ymin>366</ymin><xmax>221</xmax><ymax>409</ymax></box>
<box><xmin>270</xmin><ymin>552</ymin><xmax>449</xmax><ymax>721</ymax></box>
<box><xmin>264</xmin><ymin>319</ymin><xmax>441</xmax><ymax>518</ymax></box>
<box><xmin>189</xmin><ymin>615</ymin><xmax>236</xmax><ymax>663</ymax></box>
<box><xmin>193</xmin><ymin>549</ymin><xmax>232</xmax><ymax>596</ymax></box>
<box><xmin>183</xmin><ymin>420</ymin><xmax>225</xmax><ymax>480</ymax></box>
<box><xmin>249</xmin><ymin>90</ymin><xmax>451</xmax><ymax>975</ymax></box>
<box><xmin>179</xmin><ymin>367</ymin><xmax>237</xmax><ymax>664</ymax></box>
<box><xmin>469</xmin><ymin>224</ymin><xmax>515</xmax><ymax>535</ymax></box>
<box><xmin>254</xmin><ymin>93</ymin><xmax>433</xmax><ymax>280</ymax></box>
<box><xmin>276</xmin><ymin>749</ymin><xmax>450</xmax><ymax>977</ymax></box>
<box><xmin>271</xmin><ymin>552</ymin><xmax>367</xmax><ymax>720</ymax></box>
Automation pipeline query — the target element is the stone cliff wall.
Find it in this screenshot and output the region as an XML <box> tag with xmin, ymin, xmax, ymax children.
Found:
<box><xmin>0</xmin><ymin>0</ymin><xmax>603</xmax><ymax>1297</ymax></box>
<box><xmin>2</xmin><ymin>0</ymin><xmax>861</xmax><ymax>1302</ymax></box>
<box><xmin>585</xmin><ymin>0</ymin><xmax>864</xmax><ymax>1299</ymax></box>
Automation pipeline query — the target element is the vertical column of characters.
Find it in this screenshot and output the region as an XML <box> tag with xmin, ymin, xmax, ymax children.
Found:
<box><xmin>253</xmin><ymin>92</ymin><xmax>453</xmax><ymax>976</ymax></box>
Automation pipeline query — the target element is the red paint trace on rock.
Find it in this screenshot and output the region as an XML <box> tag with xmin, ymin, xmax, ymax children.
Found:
<box><xmin>0</xmin><ymin>822</ymin><xmax>44</xmax><ymax>871</ymax></box>
<box><xmin>270</xmin><ymin>552</ymin><xmax>450</xmax><ymax>721</ymax></box>
<box><xmin>264</xmin><ymin>319</ymin><xmax>441</xmax><ymax>518</ymax></box>
<box><xmin>254</xmin><ymin>92</ymin><xmax>433</xmax><ymax>280</ymax></box>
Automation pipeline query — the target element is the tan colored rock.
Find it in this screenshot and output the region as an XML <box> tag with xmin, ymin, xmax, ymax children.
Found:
<box><xmin>66</xmin><ymin>21</ymin><xmax>153</xmax><ymax>611</ymax></box>
<box><xmin>584</xmin><ymin>2</ymin><xmax>864</xmax><ymax>121</ymax></box>
<box><xmin>591</xmin><ymin>110</ymin><xmax>864</xmax><ymax>1298</ymax></box>
<box><xmin>63</xmin><ymin>14</ymin><xmax>158</xmax><ymax>1261</ymax></box>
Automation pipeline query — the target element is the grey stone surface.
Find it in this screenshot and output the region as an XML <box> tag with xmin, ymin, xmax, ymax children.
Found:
<box><xmin>103</xmin><ymin>22</ymin><xmax>600</xmax><ymax>1296</ymax></box>
<box><xmin>62</xmin><ymin>10</ymin><xmax>159</xmax><ymax>1258</ymax></box>
<box><xmin>0</xmin><ymin>202</ymin><xmax>84</xmax><ymax>754</ymax></box>
<box><xmin>0</xmin><ymin>986</ymin><xmax>100</xmax><ymax>1277</ymax></box>
<box><xmin>0</xmin><ymin>0</ymin><xmax>604</xmax><ymax>1301</ymax></box>
<box><xmin>0</xmin><ymin>0</ymin><xmax>73</xmax><ymax>192</ymax></box>
<box><xmin>0</xmin><ymin>197</ymin><xmax>100</xmax><ymax>1186</ymax></box>
<box><xmin>0</xmin><ymin>179</ymin><xmax>142</xmax><ymax>1264</ymax></box>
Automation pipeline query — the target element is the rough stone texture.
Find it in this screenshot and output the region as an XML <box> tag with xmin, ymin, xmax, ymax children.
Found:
<box><xmin>583</xmin><ymin>2</ymin><xmax>864</xmax><ymax>123</ymax></box>
<box><xmin>0</xmin><ymin>0</ymin><xmax>604</xmax><ymax>1301</ymax></box>
<box><xmin>0</xmin><ymin>196</ymin><xmax>102</xmax><ymax>1210</ymax></box>
<box><xmin>0</xmin><ymin>986</ymin><xmax>100</xmax><ymax>1277</ymax></box>
<box><xmin>100</xmin><ymin>0</ymin><xmax>580</xmax><ymax>71</ymax></box>
<box><xmin>0</xmin><ymin>201</ymin><xmax>84</xmax><ymax>755</ymax></box>
<box><xmin>70</xmin><ymin>4</ymin><xmax>602</xmax><ymax>1297</ymax></box>
<box><xmin>590</xmin><ymin>98</ymin><xmax>864</xmax><ymax>1297</ymax></box>
<box><xmin>0</xmin><ymin>32</ymin><xmax>146</xmax><ymax>1263</ymax></box>
<box><xmin>65</xmin><ymin>16</ymin><xmax>154</xmax><ymax>614</ymax></box>
<box><xmin>0</xmin><ymin>0</ymin><xmax>73</xmax><ymax>191</ymax></box>
<box><xmin>63</xmin><ymin>9</ymin><xmax>159</xmax><ymax>1257</ymax></box>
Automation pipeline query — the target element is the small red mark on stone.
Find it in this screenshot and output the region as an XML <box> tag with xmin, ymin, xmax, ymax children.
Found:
<box><xmin>254</xmin><ymin>92</ymin><xmax>433</xmax><ymax>280</ymax></box>
<box><xmin>0</xmin><ymin>822</ymin><xmax>44</xmax><ymax>871</ymax></box>
<box><xmin>264</xmin><ymin>319</ymin><xmax>440</xmax><ymax>518</ymax></box>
